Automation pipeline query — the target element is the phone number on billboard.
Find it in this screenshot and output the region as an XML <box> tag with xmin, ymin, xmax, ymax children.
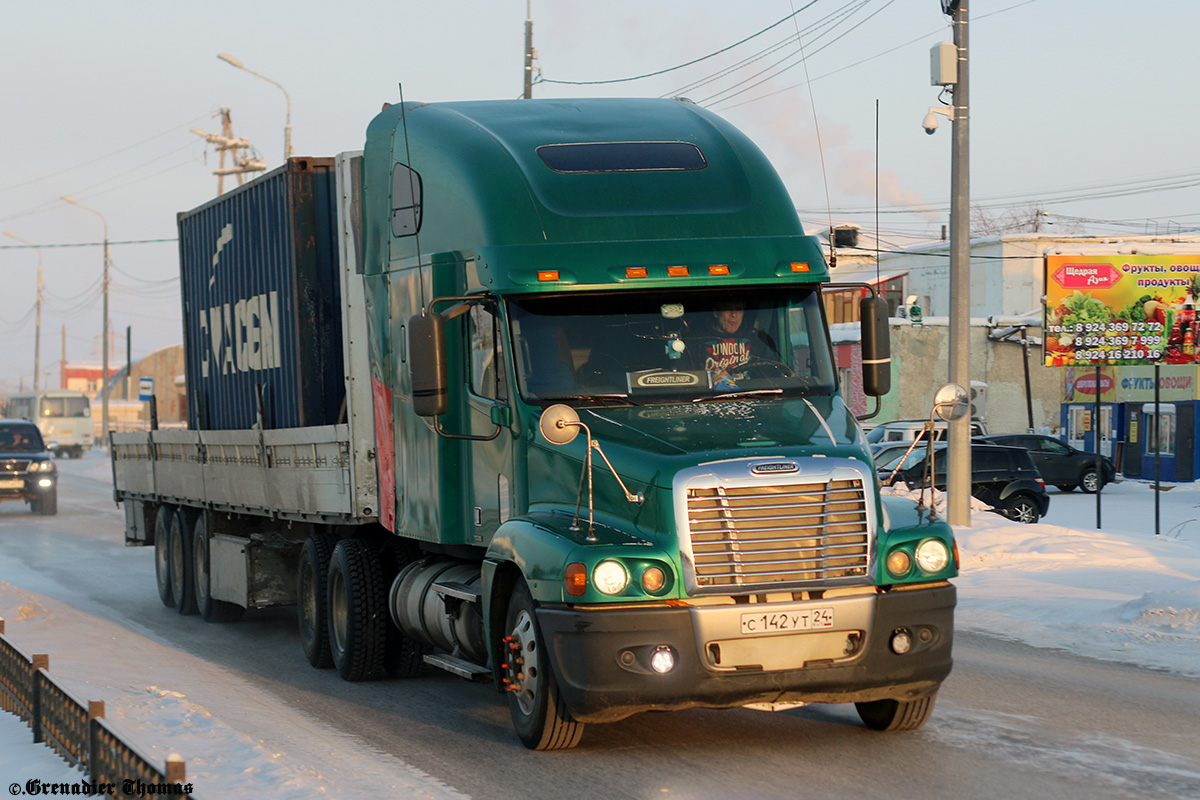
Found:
<box><xmin>1075</xmin><ymin>348</ymin><xmax>1162</xmax><ymax>361</ymax></box>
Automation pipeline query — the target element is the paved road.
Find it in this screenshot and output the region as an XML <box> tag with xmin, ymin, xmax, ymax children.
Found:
<box><xmin>1</xmin><ymin>457</ymin><xmax>1198</xmax><ymax>799</ymax></box>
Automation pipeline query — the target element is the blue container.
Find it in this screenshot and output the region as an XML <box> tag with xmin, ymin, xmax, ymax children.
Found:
<box><xmin>178</xmin><ymin>158</ymin><xmax>344</xmax><ymax>430</ymax></box>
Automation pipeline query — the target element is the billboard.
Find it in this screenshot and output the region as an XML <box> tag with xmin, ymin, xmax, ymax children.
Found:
<box><xmin>1044</xmin><ymin>254</ymin><xmax>1200</xmax><ymax>366</ymax></box>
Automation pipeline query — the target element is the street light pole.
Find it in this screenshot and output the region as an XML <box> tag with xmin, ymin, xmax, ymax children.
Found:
<box><xmin>945</xmin><ymin>0</ymin><xmax>971</xmax><ymax>526</ymax></box>
<box><xmin>217</xmin><ymin>53</ymin><xmax>293</xmax><ymax>159</ymax></box>
<box><xmin>60</xmin><ymin>196</ymin><xmax>110</xmax><ymax>450</ymax></box>
<box><xmin>3</xmin><ymin>231</ymin><xmax>43</xmax><ymax>391</ymax></box>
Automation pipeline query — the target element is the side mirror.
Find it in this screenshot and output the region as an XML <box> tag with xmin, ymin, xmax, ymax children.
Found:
<box><xmin>860</xmin><ymin>296</ymin><xmax>891</xmax><ymax>397</ymax></box>
<box><xmin>539</xmin><ymin>404</ymin><xmax>580</xmax><ymax>445</ymax></box>
<box><xmin>408</xmin><ymin>312</ymin><xmax>448</xmax><ymax>417</ymax></box>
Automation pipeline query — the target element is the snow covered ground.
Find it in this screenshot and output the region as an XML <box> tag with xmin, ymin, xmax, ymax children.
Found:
<box><xmin>1</xmin><ymin>454</ymin><xmax>1198</xmax><ymax>796</ymax></box>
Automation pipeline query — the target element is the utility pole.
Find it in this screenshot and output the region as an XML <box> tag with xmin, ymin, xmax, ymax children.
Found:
<box><xmin>60</xmin><ymin>196</ymin><xmax>110</xmax><ymax>451</ymax></box>
<box><xmin>192</xmin><ymin>108</ymin><xmax>266</xmax><ymax>195</ymax></box>
<box><xmin>3</xmin><ymin>231</ymin><xmax>43</xmax><ymax>390</ymax></box>
<box><xmin>946</xmin><ymin>0</ymin><xmax>971</xmax><ymax>526</ymax></box>
<box><xmin>523</xmin><ymin>1</ymin><xmax>535</xmax><ymax>99</ymax></box>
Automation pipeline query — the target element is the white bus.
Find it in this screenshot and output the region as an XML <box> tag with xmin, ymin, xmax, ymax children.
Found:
<box><xmin>5</xmin><ymin>389</ymin><xmax>94</xmax><ymax>458</ymax></box>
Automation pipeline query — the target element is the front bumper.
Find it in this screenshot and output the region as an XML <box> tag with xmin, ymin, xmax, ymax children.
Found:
<box><xmin>537</xmin><ymin>583</ymin><xmax>955</xmax><ymax>723</ymax></box>
<box><xmin>0</xmin><ymin>476</ymin><xmax>56</xmax><ymax>503</ymax></box>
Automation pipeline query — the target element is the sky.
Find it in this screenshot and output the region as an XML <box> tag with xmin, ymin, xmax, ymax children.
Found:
<box><xmin>1</xmin><ymin>457</ymin><xmax>1198</xmax><ymax>796</ymax></box>
<box><xmin>3</xmin><ymin>0</ymin><xmax>1200</xmax><ymax>392</ymax></box>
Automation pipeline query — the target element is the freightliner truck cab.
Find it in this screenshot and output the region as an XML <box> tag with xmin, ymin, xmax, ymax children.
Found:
<box><xmin>362</xmin><ymin>98</ymin><xmax>957</xmax><ymax>749</ymax></box>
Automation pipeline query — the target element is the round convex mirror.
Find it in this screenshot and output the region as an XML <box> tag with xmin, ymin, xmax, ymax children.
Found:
<box><xmin>538</xmin><ymin>404</ymin><xmax>581</xmax><ymax>446</ymax></box>
<box><xmin>932</xmin><ymin>383</ymin><xmax>969</xmax><ymax>422</ymax></box>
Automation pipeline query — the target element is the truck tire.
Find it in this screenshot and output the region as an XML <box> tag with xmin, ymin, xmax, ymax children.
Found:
<box><xmin>855</xmin><ymin>692</ymin><xmax>938</xmax><ymax>732</ymax></box>
<box><xmin>192</xmin><ymin>514</ymin><xmax>244</xmax><ymax>623</ymax></box>
<box><xmin>169</xmin><ymin>509</ymin><xmax>198</xmax><ymax>616</ymax></box>
<box><xmin>154</xmin><ymin>506</ymin><xmax>175</xmax><ymax>608</ymax></box>
<box><xmin>327</xmin><ymin>539</ymin><xmax>388</xmax><ymax>681</ymax></box>
<box><xmin>298</xmin><ymin>532</ymin><xmax>338</xmax><ymax>668</ymax></box>
<box><xmin>504</xmin><ymin>578</ymin><xmax>584</xmax><ymax>751</ymax></box>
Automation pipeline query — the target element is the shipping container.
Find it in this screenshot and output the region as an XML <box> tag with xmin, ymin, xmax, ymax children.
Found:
<box><xmin>178</xmin><ymin>158</ymin><xmax>345</xmax><ymax>430</ymax></box>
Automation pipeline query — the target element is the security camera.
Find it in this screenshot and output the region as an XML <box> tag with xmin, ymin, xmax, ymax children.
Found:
<box><xmin>922</xmin><ymin>106</ymin><xmax>954</xmax><ymax>135</ymax></box>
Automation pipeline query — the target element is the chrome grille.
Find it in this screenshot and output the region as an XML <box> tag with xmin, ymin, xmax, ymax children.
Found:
<box><xmin>683</xmin><ymin>475</ymin><xmax>871</xmax><ymax>592</ymax></box>
<box><xmin>0</xmin><ymin>460</ymin><xmax>32</xmax><ymax>474</ymax></box>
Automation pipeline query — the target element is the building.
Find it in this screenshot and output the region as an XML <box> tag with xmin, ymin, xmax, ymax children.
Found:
<box><xmin>61</xmin><ymin>364</ymin><xmax>119</xmax><ymax>395</ymax></box>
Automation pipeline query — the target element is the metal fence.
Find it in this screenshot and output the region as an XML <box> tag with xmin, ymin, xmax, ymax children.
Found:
<box><xmin>0</xmin><ymin>618</ymin><xmax>192</xmax><ymax>795</ymax></box>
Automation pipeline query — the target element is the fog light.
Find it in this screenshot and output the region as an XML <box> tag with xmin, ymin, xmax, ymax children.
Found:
<box><xmin>38</xmin><ymin>479</ymin><xmax>53</xmax><ymax>488</ymax></box>
<box><xmin>886</xmin><ymin>550</ymin><xmax>911</xmax><ymax>577</ymax></box>
<box><xmin>915</xmin><ymin>540</ymin><xmax>949</xmax><ymax>573</ymax></box>
<box><xmin>641</xmin><ymin>566</ymin><xmax>666</xmax><ymax>593</ymax></box>
<box><xmin>650</xmin><ymin>646</ymin><xmax>675</xmax><ymax>674</ymax></box>
<box><xmin>890</xmin><ymin>628</ymin><xmax>913</xmax><ymax>655</ymax></box>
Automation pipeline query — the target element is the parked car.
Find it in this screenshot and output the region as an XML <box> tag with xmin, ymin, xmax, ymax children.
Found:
<box><xmin>876</xmin><ymin>441</ymin><xmax>1049</xmax><ymax>524</ymax></box>
<box><xmin>866</xmin><ymin>418</ymin><xmax>988</xmax><ymax>446</ymax></box>
<box><xmin>974</xmin><ymin>434</ymin><xmax>1115</xmax><ymax>493</ymax></box>
<box><xmin>0</xmin><ymin>419</ymin><xmax>58</xmax><ymax>515</ymax></box>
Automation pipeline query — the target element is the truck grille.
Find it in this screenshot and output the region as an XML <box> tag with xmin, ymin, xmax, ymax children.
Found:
<box><xmin>1</xmin><ymin>460</ymin><xmax>32</xmax><ymax>474</ymax></box>
<box><xmin>683</xmin><ymin>476</ymin><xmax>871</xmax><ymax>592</ymax></box>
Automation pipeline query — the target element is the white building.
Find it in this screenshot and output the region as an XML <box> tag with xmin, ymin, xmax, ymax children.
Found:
<box><xmin>880</xmin><ymin>234</ymin><xmax>1200</xmax><ymax>319</ymax></box>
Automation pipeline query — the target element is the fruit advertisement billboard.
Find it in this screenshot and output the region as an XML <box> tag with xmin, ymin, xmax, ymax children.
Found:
<box><xmin>1044</xmin><ymin>254</ymin><xmax>1200</xmax><ymax>367</ymax></box>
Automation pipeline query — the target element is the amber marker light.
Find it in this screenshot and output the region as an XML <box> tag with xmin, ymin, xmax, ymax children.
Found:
<box><xmin>537</xmin><ymin>270</ymin><xmax>560</xmax><ymax>282</ymax></box>
<box><xmin>790</xmin><ymin>262</ymin><xmax>811</xmax><ymax>273</ymax></box>
<box><xmin>565</xmin><ymin>563</ymin><xmax>588</xmax><ymax>596</ymax></box>
<box><xmin>708</xmin><ymin>264</ymin><xmax>730</xmax><ymax>276</ymax></box>
<box><xmin>625</xmin><ymin>267</ymin><xmax>648</xmax><ymax>278</ymax></box>
<box><xmin>667</xmin><ymin>265</ymin><xmax>689</xmax><ymax>277</ymax></box>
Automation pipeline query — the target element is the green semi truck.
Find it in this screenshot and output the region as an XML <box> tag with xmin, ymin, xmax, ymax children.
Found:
<box><xmin>113</xmin><ymin>97</ymin><xmax>957</xmax><ymax>750</ymax></box>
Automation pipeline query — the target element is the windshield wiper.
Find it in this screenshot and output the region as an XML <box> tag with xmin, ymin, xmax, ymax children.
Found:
<box><xmin>542</xmin><ymin>393</ymin><xmax>639</xmax><ymax>407</ymax></box>
<box><xmin>693</xmin><ymin>389</ymin><xmax>782</xmax><ymax>403</ymax></box>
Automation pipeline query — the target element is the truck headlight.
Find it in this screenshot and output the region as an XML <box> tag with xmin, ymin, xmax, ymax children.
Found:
<box><xmin>30</xmin><ymin>461</ymin><xmax>55</xmax><ymax>473</ymax></box>
<box><xmin>593</xmin><ymin>560</ymin><xmax>628</xmax><ymax>595</ymax></box>
<box><xmin>915</xmin><ymin>540</ymin><xmax>949</xmax><ymax>573</ymax></box>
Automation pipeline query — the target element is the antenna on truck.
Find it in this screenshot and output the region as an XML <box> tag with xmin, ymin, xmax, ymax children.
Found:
<box><xmin>397</xmin><ymin>82</ymin><xmax>426</xmax><ymax>311</ymax></box>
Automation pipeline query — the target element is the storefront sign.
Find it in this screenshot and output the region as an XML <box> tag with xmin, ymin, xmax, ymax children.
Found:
<box><xmin>1045</xmin><ymin>254</ymin><xmax>1200</xmax><ymax>366</ymax></box>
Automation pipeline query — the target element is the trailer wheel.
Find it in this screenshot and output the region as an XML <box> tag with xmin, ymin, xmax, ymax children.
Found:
<box><xmin>169</xmin><ymin>509</ymin><xmax>197</xmax><ymax>616</ymax></box>
<box><xmin>327</xmin><ymin>539</ymin><xmax>387</xmax><ymax>681</ymax></box>
<box><xmin>505</xmin><ymin>578</ymin><xmax>584</xmax><ymax>750</ymax></box>
<box><xmin>154</xmin><ymin>506</ymin><xmax>175</xmax><ymax>608</ymax></box>
<box><xmin>297</xmin><ymin>532</ymin><xmax>338</xmax><ymax>668</ymax></box>
<box><xmin>192</xmin><ymin>514</ymin><xmax>244</xmax><ymax>623</ymax></box>
<box><xmin>855</xmin><ymin>692</ymin><xmax>938</xmax><ymax>732</ymax></box>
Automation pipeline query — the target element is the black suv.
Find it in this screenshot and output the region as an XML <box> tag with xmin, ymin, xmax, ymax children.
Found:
<box><xmin>974</xmin><ymin>434</ymin><xmax>1115</xmax><ymax>493</ymax></box>
<box><xmin>0</xmin><ymin>419</ymin><xmax>58</xmax><ymax>515</ymax></box>
<box><xmin>876</xmin><ymin>441</ymin><xmax>1050</xmax><ymax>524</ymax></box>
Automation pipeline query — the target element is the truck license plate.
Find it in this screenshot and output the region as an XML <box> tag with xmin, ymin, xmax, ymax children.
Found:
<box><xmin>741</xmin><ymin>607</ymin><xmax>835</xmax><ymax>635</ymax></box>
<box><xmin>0</xmin><ymin>479</ymin><xmax>23</xmax><ymax>490</ymax></box>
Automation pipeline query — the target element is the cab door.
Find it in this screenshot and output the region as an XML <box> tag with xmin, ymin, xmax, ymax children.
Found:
<box><xmin>464</xmin><ymin>302</ymin><xmax>515</xmax><ymax>546</ymax></box>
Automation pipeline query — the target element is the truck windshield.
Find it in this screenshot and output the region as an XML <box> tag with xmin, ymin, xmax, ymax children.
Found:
<box><xmin>506</xmin><ymin>287</ymin><xmax>837</xmax><ymax>404</ymax></box>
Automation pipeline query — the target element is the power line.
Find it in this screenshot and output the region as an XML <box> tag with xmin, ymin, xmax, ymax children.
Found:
<box><xmin>535</xmin><ymin>1</ymin><xmax>821</xmax><ymax>86</ymax></box>
<box><xmin>0</xmin><ymin>113</ymin><xmax>213</xmax><ymax>195</ymax></box>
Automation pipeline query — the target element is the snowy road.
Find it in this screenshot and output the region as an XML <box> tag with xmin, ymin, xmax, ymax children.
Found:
<box><xmin>0</xmin><ymin>455</ymin><xmax>1198</xmax><ymax>799</ymax></box>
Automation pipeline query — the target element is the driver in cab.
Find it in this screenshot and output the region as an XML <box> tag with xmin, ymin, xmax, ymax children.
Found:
<box><xmin>690</xmin><ymin>300</ymin><xmax>775</xmax><ymax>389</ymax></box>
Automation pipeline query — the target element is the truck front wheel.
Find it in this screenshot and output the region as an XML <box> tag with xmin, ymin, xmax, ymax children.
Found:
<box><xmin>327</xmin><ymin>539</ymin><xmax>388</xmax><ymax>681</ymax></box>
<box><xmin>298</xmin><ymin>532</ymin><xmax>337</xmax><ymax>668</ymax></box>
<box><xmin>855</xmin><ymin>692</ymin><xmax>938</xmax><ymax>732</ymax></box>
<box><xmin>504</xmin><ymin>579</ymin><xmax>584</xmax><ymax>751</ymax></box>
